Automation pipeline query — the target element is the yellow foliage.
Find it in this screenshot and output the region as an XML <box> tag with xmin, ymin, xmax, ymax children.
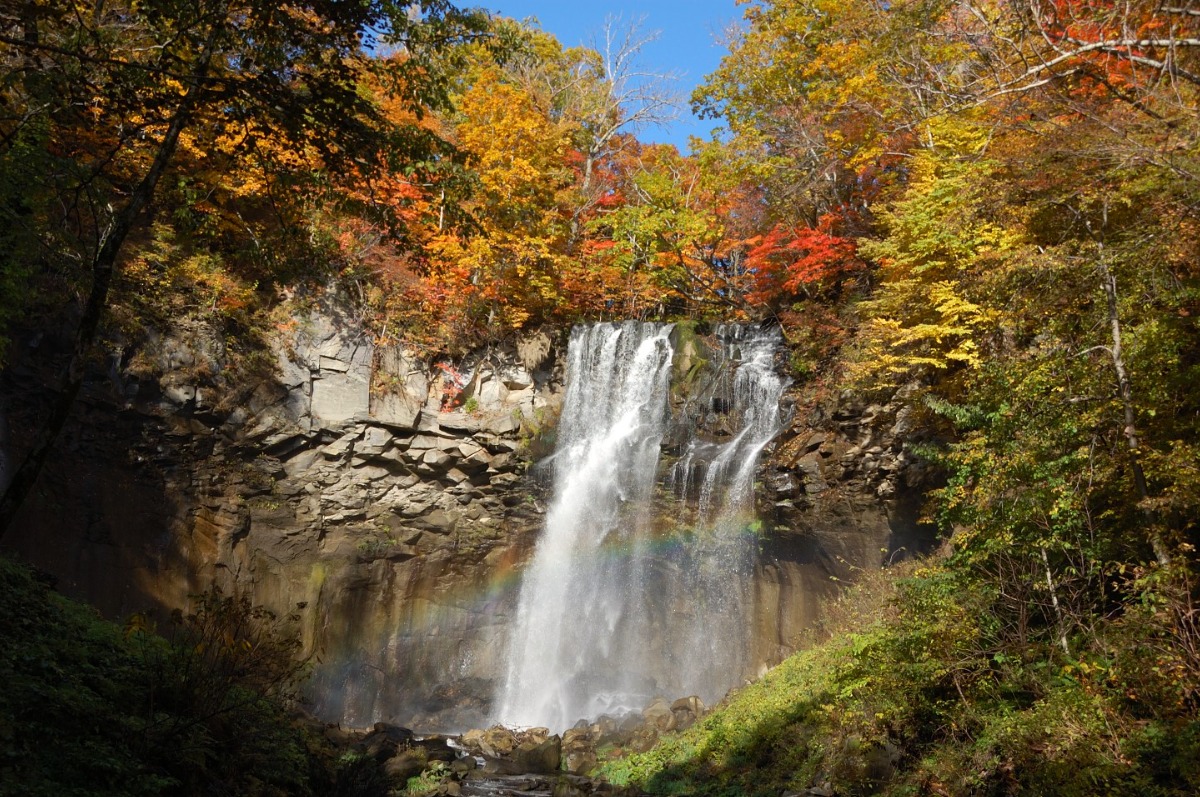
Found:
<box><xmin>427</xmin><ymin>68</ymin><xmax>575</xmax><ymax>330</ymax></box>
<box><xmin>849</xmin><ymin>143</ymin><xmax>1016</xmax><ymax>387</ymax></box>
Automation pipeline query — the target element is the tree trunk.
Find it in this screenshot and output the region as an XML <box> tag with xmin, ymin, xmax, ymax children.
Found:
<box><xmin>1097</xmin><ymin>254</ymin><xmax>1171</xmax><ymax>567</ymax></box>
<box><xmin>1041</xmin><ymin>547</ymin><xmax>1071</xmax><ymax>656</ymax></box>
<box><xmin>0</xmin><ymin>75</ymin><xmax>202</xmax><ymax>541</ymax></box>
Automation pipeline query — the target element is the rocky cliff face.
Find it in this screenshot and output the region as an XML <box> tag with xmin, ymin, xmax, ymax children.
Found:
<box><xmin>3</xmin><ymin>303</ymin><xmax>565</xmax><ymax>729</ymax></box>
<box><xmin>748</xmin><ymin>383</ymin><xmax>938</xmax><ymax>669</ymax></box>
<box><xmin>1</xmin><ymin>310</ymin><xmax>935</xmax><ymax>731</ymax></box>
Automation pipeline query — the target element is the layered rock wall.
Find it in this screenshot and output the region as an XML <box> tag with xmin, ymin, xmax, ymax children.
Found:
<box><xmin>3</xmin><ymin>305</ymin><xmax>564</xmax><ymax>728</ymax></box>
<box><xmin>2</xmin><ymin>311</ymin><xmax>935</xmax><ymax>730</ymax></box>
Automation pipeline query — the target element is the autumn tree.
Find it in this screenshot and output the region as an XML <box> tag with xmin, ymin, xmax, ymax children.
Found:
<box><xmin>505</xmin><ymin>16</ymin><xmax>681</xmax><ymax>246</ymax></box>
<box><xmin>426</xmin><ymin>66</ymin><xmax>575</xmax><ymax>333</ymax></box>
<box><xmin>0</xmin><ymin>0</ymin><xmax>491</xmax><ymax>537</ymax></box>
<box><xmin>587</xmin><ymin>140</ymin><xmax>762</xmax><ymax>317</ymax></box>
<box><xmin>695</xmin><ymin>0</ymin><xmax>969</xmax><ymax>226</ymax></box>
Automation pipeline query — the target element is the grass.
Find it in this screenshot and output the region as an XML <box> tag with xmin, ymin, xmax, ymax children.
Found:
<box><xmin>601</xmin><ymin>559</ymin><xmax>1200</xmax><ymax>797</ymax></box>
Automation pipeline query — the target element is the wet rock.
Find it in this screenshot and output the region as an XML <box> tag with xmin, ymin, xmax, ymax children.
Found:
<box><xmin>562</xmin><ymin>728</ymin><xmax>599</xmax><ymax>775</ymax></box>
<box><xmin>384</xmin><ymin>748</ymin><xmax>428</xmax><ymax>781</ymax></box>
<box><xmin>617</xmin><ymin>713</ymin><xmax>643</xmax><ymax>735</ymax></box>
<box><xmin>511</xmin><ymin>736</ymin><xmax>562</xmax><ymax>774</ymax></box>
<box><xmin>358</xmin><ymin>723</ymin><xmax>416</xmax><ymax>762</ymax></box>
<box><xmin>642</xmin><ymin>697</ymin><xmax>675</xmax><ymax>732</ymax></box>
<box><xmin>460</xmin><ymin>726</ymin><xmax>566</xmax><ymax>775</ymax></box>
<box><xmin>524</xmin><ymin>727</ymin><xmax>552</xmax><ymax>745</ymax></box>
<box><xmin>553</xmin><ymin>778</ymin><xmax>589</xmax><ymax>797</ymax></box>
<box><xmin>591</xmin><ymin>715</ymin><xmax>632</xmax><ymax>748</ymax></box>
<box><xmin>414</xmin><ymin>735</ymin><xmax>458</xmax><ymax>763</ymax></box>
<box><xmin>564</xmin><ymin>752</ymin><xmax>598</xmax><ymax>776</ymax></box>
<box><xmin>477</xmin><ymin>726</ymin><xmax>518</xmax><ymax>758</ymax></box>
<box><xmin>765</xmin><ymin>468</ymin><xmax>798</xmax><ymax>498</ymax></box>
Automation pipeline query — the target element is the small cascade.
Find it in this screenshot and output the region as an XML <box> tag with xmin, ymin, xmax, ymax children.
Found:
<box><xmin>496</xmin><ymin>321</ymin><xmax>789</xmax><ymax>731</ymax></box>
<box><xmin>671</xmin><ymin>324</ymin><xmax>790</xmax><ymax>519</ymax></box>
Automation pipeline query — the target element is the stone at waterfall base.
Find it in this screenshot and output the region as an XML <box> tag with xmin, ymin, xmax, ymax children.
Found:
<box><xmin>460</xmin><ymin>725</ymin><xmax>562</xmax><ymax>775</ymax></box>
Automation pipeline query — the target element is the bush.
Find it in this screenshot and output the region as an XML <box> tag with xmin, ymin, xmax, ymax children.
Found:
<box><xmin>0</xmin><ymin>557</ymin><xmax>330</xmax><ymax>797</ymax></box>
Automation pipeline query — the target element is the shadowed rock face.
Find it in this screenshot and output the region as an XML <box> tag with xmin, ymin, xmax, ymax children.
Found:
<box><xmin>2</xmin><ymin>304</ymin><xmax>565</xmax><ymax>730</ymax></box>
<box><xmin>1</xmin><ymin>309</ymin><xmax>935</xmax><ymax>732</ymax></box>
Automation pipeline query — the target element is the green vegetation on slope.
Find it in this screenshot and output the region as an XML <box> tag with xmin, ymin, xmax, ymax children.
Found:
<box><xmin>604</xmin><ymin>562</ymin><xmax>1200</xmax><ymax>797</ymax></box>
<box><xmin>0</xmin><ymin>557</ymin><xmax>374</xmax><ymax>797</ymax></box>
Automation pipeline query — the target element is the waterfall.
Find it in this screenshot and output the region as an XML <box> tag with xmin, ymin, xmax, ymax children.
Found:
<box><xmin>496</xmin><ymin>321</ymin><xmax>788</xmax><ymax>731</ymax></box>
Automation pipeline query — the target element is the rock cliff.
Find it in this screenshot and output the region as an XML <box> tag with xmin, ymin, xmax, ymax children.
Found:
<box><xmin>1</xmin><ymin>309</ymin><xmax>935</xmax><ymax>730</ymax></box>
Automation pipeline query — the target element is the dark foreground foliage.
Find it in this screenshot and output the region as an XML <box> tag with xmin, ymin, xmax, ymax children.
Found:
<box><xmin>0</xmin><ymin>557</ymin><xmax>383</xmax><ymax>797</ymax></box>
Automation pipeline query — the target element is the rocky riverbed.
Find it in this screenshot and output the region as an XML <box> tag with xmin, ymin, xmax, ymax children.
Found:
<box><xmin>332</xmin><ymin>692</ymin><xmax>710</xmax><ymax>797</ymax></box>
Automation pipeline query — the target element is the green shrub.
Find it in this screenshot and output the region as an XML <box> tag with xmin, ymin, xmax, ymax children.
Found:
<box><xmin>0</xmin><ymin>557</ymin><xmax>329</xmax><ymax>797</ymax></box>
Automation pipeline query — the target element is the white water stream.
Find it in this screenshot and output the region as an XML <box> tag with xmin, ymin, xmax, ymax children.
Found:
<box><xmin>496</xmin><ymin>322</ymin><xmax>788</xmax><ymax>730</ymax></box>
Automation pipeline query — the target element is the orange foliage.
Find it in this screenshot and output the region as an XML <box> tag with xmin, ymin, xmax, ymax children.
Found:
<box><xmin>744</xmin><ymin>213</ymin><xmax>864</xmax><ymax>305</ymax></box>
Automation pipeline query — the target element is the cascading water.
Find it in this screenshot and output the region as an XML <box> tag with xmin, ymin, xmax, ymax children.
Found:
<box><xmin>671</xmin><ymin>324</ymin><xmax>790</xmax><ymax>519</ymax></box>
<box><xmin>496</xmin><ymin>321</ymin><xmax>788</xmax><ymax>731</ymax></box>
<box><xmin>665</xmin><ymin>323</ymin><xmax>790</xmax><ymax>698</ymax></box>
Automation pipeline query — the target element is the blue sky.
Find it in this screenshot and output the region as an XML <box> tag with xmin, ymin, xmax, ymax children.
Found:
<box><xmin>484</xmin><ymin>1</ymin><xmax>742</xmax><ymax>150</ymax></box>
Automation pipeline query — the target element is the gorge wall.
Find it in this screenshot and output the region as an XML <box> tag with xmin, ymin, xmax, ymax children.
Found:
<box><xmin>0</xmin><ymin>306</ymin><xmax>935</xmax><ymax>731</ymax></box>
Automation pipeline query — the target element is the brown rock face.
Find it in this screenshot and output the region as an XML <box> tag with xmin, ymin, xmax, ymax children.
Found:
<box><xmin>2</xmin><ymin>311</ymin><xmax>935</xmax><ymax>732</ymax></box>
<box><xmin>2</xmin><ymin>306</ymin><xmax>566</xmax><ymax>731</ymax></box>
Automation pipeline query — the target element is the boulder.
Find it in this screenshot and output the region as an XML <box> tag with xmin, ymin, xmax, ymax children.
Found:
<box><xmin>562</xmin><ymin>728</ymin><xmax>593</xmax><ymax>750</ymax></box>
<box><xmin>510</xmin><ymin>735</ymin><xmax>562</xmax><ymax>774</ymax></box>
<box><xmin>358</xmin><ymin>723</ymin><xmax>415</xmax><ymax>762</ymax></box>
<box><xmin>383</xmin><ymin>748</ymin><xmax>427</xmax><ymax>782</ymax></box>
<box><xmin>671</xmin><ymin>708</ymin><xmax>696</xmax><ymax>732</ymax></box>
<box><xmin>564</xmin><ymin>750</ymin><xmax>598</xmax><ymax>776</ymax></box>
<box><xmin>479</xmin><ymin>726</ymin><xmax>518</xmax><ymax>758</ymax></box>
<box><xmin>524</xmin><ymin>726</ymin><xmax>552</xmax><ymax>745</ymax></box>
<box><xmin>561</xmin><ymin>727</ymin><xmax>597</xmax><ymax>774</ymax></box>
<box><xmin>413</xmin><ymin>735</ymin><xmax>457</xmax><ymax>763</ymax></box>
<box><xmin>670</xmin><ymin>695</ymin><xmax>706</xmax><ymax>716</ymax></box>
<box><xmin>459</xmin><ymin>728</ymin><xmax>485</xmax><ymax>750</ymax></box>
<box><xmin>642</xmin><ymin>697</ymin><xmax>676</xmax><ymax>732</ymax></box>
